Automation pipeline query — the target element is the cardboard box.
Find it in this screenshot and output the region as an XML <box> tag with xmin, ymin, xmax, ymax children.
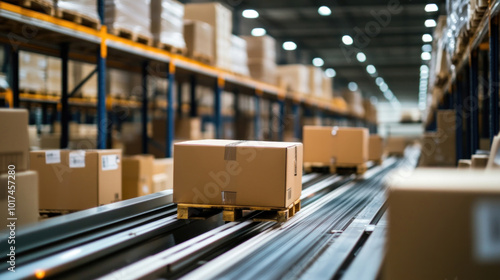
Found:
<box><xmin>153</xmin><ymin>158</ymin><xmax>173</xmax><ymax>192</ymax></box>
<box><xmin>385</xmin><ymin>137</ymin><xmax>407</xmax><ymax>156</ymax></box>
<box><xmin>277</xmin><ymin>64</ymin><xmax>309</xmax><ymax>94</ymax></box>
<box><xmin>471</xmin><ymin>154</ymin><xmax>489</xmax><ymax>168</ymax></box>
<box><xmin>30</xmin><ymin>149</ymin><xmax>122</xmax><ymax>211</ymax></box>
<box><xmin>0</xmin><ymin>171</ymin><xmax>39</xmax><ymax>227</ymax></box>
<box><xmin>184</xmin><ymin>2</ymin><xmax>232</xmax><ymax>70</ymax></box>
<box><xmin>122</xmin><ymin>155</ymin><xmax>154</xmax><ymax>199</ymax></box>
<box><xmin>150</xmin><ymin>0</ymin><xmax>185</xmax><ymax>49</ymax></box>
<box><xmin>40</xmin><ymin>134</ymin><xmax>61</xmax><ymax>150</ymax></box>
<box><xmin>241</xmin><ymin>35</ymin><xmax>276</xmax><ymax>61</ymax></box>
<box><xmin>487</xmin><ymin>134</ymin><xmax>500</xmax><ymax>169</ymax></box>
<box><xmin>0</xmin><ymin>109</ymin><xmax>29</xmax><ymax>173</ymax></box>
<box><xmin>308</xmin><ymin>66</ymin><xmax>323</xmax><ymax>97</ymax></box>
<box><xmin>386</xmin><ymin>169</ymin><xmax>500</xmax><ymax>280</ymax></box>
<box><xmin>303</xmin><ymin>126</ymin><xmax>368</xmax><ymax>165</ymax></box>
<box><xmin>368</xmin><ymin>135</ymin><xmax>383</xmax><ymax>162</ymax></box>
<box><xmin>153</xmin><ymin>117</ymin><xmax>202</xmax><ymax>141</ymax></box>
<box><xmin>458</xmin><ymin>159</ymin><xmax>471</xmax><ymax>168</ymax></box>
<box><xmin>184</xmin><ymin>20</ymin><xmax>213</xmax><ymax>62</ymax></box>
<box><xmin>174</xmin><ymin>140</ymin><xmax>302</xmax><ymax>208</ymax></box>
<box><xmin>247</xmin><ymin>58</ymin><xmax>277</xmax><ymax>85</ymax></box>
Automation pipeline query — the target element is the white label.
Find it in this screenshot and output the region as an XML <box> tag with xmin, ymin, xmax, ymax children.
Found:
<box><xmin>473</xmin><ymin>199</ymin><xmax>500</xmax><ymax>263</ymax></box>
<box><xmin>69</xmin><ymin>151</ymin><xmax>86</xmax><ymax>168</ymax></box>
<box><xmin>102</xmin><ymin>155</ymin><xmax>119</xmax><ymax>171</ymax></box>
<box><xmin>45</xmin><ymin>150</ymin><xmax>61</xmax><ymax>164</ymax></box>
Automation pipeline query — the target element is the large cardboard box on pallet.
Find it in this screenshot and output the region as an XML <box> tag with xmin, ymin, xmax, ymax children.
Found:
<box><xmin>30</xmin><ymin>149</ymin><xmax>122</xmax><ymax>211</ymax></box>
<box><xmin>184</xmin><ymin>2</ymin><xmax>232</xmax><ymax>71</ymax></box>
<box><xmin>385</xmin><ymin>169</ymin><xmax>500</xmax><ymax>280</ymax></box>
<box><xmin>0</xmin><ymin>109</ymin><xmax>29</xmax><ymax>173</ymax></box>
<box><xmin>241</xmin><ymin>35</ymin><xmax>276</xmax><ymax>61</ymax></box>
<box><xmin>303</xmin><ymin>126</ymin><xmax>368</xmax><ymax>165</ymax></box>
<box><xmin>385</xmin><ymin>137</ymin><xmax>407</xmax><ymax>156</ymax></box>
<box><xmin>183</xmin><ymin>20</ymin><xmax>213</xmax><ymax>62</ymax></box>
<box><xmin>105</xmin><ymin>0</ymin><xmax>153</xmax><ymax>41</ymax></box>
<box><xmin>368</xmin><ymin>135</ymin><xmax>383</xmax><ymax>162</ymax></box>
<box><xmin>122</xmin><ymin>155</ymin><xmax>154</xmax><ymax>199</ymax></box>
<box><xmin>277</xmin><ymin>64</ymin><xmax>309</xmax><ymax>95</ymax></box>
<box><xmin>174</xmin><ymin>140</ymin><xmax>303</xmax><ymax>208</ymax></box>
<box><xmin>150</xmin><ymin>0</ymin><xmax>186</xmax><ymax>49</ymax></box>
<box><xmin>0</xmin><ymin>171</ymin><xmax>39</xmax><ymax>227</ymax></box>
<box><xmin>247</xmin><ymin>58</ymin><xmax>277</xmax><ymax>85</ymax></box>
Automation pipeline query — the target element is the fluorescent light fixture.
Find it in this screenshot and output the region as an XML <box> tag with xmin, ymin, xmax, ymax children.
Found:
<box><xmin>325</xmin><ymin>68</ymin><xmax>336</xmax><ymax>78</ymax></box>
<box><xmin>312</xmin><ymin>57</ymin><xmax>324</xmax><ymax>67</ymax></box>
<box><xmin>348</xmin><ymin>82</ymin><xmax>358</xmax><ymax>91</ymax></box>
<box><xmin>251</xmin><ymin>28</ymin><xmax>266</xmax><ymax>37</ymax></box>
<box><xmin>356</xmin><ymin>52</ymin><xmax>366</xmax><ymax>62</ymax></box>
<box><xmin>380</xmin><ymin>83</ymin><xmax>389</xmax><ymax>92</ymax></box>
<box><xmin>318</xmin><ymin>6</ymin><xmax>331</xmax><ymax>16</ymax></box>
<box><xmin>422</xmin><ymin>34</ymin><xmax>433</xmax><ymax>42</ymax></box>
<box><xmin>242</xmin><ymin>9</ymin><xmax>259</xmax><ymax>19</ymax></box>
<box><xmin>366</xmin><ymin>64</ymin><xmax>376</xmax><ymax>75</ymax></box>
<box><xmin>342</xmin><ymin>35</ymin><xmax>353</xmax><ymax>45</ymax></box>
<box><xmin>425</xmin><ymin>19</ymin><xmax>437</xmax><ymax>27</ymax></box>
<box><xmin>384</xmin><ymin>90</ymin><xmax>393</xmax><ymax>99</ymax></box>
<box><xmin>282</xmin><ymin>41</ymin><xmax>297</xmax><ymax>51</ymax></box>
<box><xmin>375</xmin><ymin>77</ymin><xmax>384</xmax><ymax>86</ymax></box>
<box><xmin>425</xmin><ymin>3</ymin><xmax>439</xmax><ymax>12</ymax></box>
<box><xmin>422</xmin><ymin>44</ymin><xmax>432</xmax><ymax>52</ymax></box>
<box><xmin>420</xmin><ymin>65</ymin><xmax>429</xmax><ymax>72</ymax></box>
<box><xmin>421</xmin><ymin>52</ymin><xmax>431</xmax><ymax>60</ymax></box>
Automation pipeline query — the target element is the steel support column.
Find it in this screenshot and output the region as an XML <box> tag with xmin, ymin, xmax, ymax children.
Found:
<box><xmin>190</xmin><ymin>75</ymin><xmax>197</xmax><ymax>117</ymax></box>
<box><xmin>254</xmin><ymin>95</ymin><xmax>261</xmax><ymax>140</ymax></box>
<box><xmin>97</xmin><ymin>0</ymin><xmax>107</xmax><ymax>149</ymax></box>
<box><xmin>455</xmin><ymin>78</ymin><xmax>464</xmax><ymax>161</ymax></box>
<box><xmin>292</xmin><ymin>103</ymin><xmax>301</xmax><ymax>140</ymax></box>
<box><xmin>60</xmin><ymin>43</ymin><xmax>69</xmax><ymax>149</ymax></box>
<box><xmin>214</xmin><ymin>77</ymin><xmax>223</xmax><ymax>139</ymax></box>
<box><xmin>470</xmin><ymin>49</ymin><xmax>479</xmax><ymax>154</ymax></box>
<box><xmin>9</xmin><ymin>47</ymin><xmax>19</xmax><ymax>108</ymax></box>
<box><xmin>141</xmin><ymin>61</ymin><xmax>149</xmax><ymax>154</ymax></box>
<box><xmin>166</xmin><ymin>62</ymin><xmax>175</xmax><ymax>157</ymax></box>
<box><xmin>489</xmin><ymin>15</ymin><xmax>500</xmax><ymax>142</ymax></box>
<box><xmin>481</xmin><ymin>50</ymin><xmax>490</xmax><ymax>140</ymax></box>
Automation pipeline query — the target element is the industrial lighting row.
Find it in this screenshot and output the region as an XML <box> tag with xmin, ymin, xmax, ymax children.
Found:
<box><xmin>418</xmin><ymin>3</ymin><xmax>438</xmax><ymax>110</ymax></box>
<box><xmin>419</xmin><ymin>65</ymin><xmax>429</xmax><ymax>111</ymax></box>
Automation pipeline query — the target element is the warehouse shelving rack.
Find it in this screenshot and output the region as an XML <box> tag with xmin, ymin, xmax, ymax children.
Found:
<box><xmin>0</xmin><ymin>1</ymin><xmax>372</xmax><ymax>156</ymax></box>
<box><xmin>426</xmin><ymin>0</ymin><xmax>500</xmax><ymax>162</ymax></box>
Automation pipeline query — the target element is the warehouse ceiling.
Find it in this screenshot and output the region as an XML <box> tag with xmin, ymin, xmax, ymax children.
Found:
<box><xmin>183</xmin><ymin>0</ymin><xmax>446</xmax><ymax>104</ymax></box>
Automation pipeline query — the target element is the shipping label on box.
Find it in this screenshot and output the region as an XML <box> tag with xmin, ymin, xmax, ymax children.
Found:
<box><xmin>174</xmin><ymin>140</ymin><xmax>302</xmax><ymax>208</ymax></box>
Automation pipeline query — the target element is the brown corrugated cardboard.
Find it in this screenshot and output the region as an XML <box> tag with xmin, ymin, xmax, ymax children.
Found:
<box><xmin>471</xmin><ymin>154</ymin><xmax>489</xmax><ymax>168</ymax></box>
<box><xmin>486</xmin><ymin>134</ymin><xmax>500</xmax><ymax>169</ymax></box>
<box><xmin>241</xmin><ymin>35</ymin><xmax>276</xmax><ymax>61</ymax></box>
<box><xmin>247</xmin><ymin>58</ymin><xmax>277</xmax><ymax>85</ymax></box>
<box><xmin>174</xmin><ymin>140</ymin><xmax>302</xmax><ymax>208</ymax></box>
<box><xmin>368</xmin><ymin>135</ymin><xmax>383</xmax><ymax>162</ymax></box>
<box><xmin>30</xmin><ymin>149</ymin><xmax>122</xmax><ymax>211</ymax></box>
<box><xmin>303</xmin><ymin>126</ymin><xmax>334</xmax><ymax>164</ymax></box>
<box><xmin>153</xmin><ymin>158</ymin><xmax>173</xmax><ymax>192</ymax></box>
<box><xmin>184</xmin><ymin>20</ymin><xmax>213</xmax><ymax>62</ymax></box>
<box><xmin>386</xmin><ymin>137</ymin><xmax>407</xmax><ymax>156</ymax></box>
<box><xmin>277</xmin><ymin>64</ymin><xmax>309</xmax><ymax>94</ymax></box>
<box><xmin>386</xmin><ymin>169</ymin><xmax>500</xmax><ymax>280</ymax></box>
<box><xmin>0</xmin><ymin>109</ymin><xmax>29</xmax><ymax>173</ymax></box>
<box><xmin>122</xmin><ymin>155</ymin><xmax>154</xmax><ymax>199</ymax></box>
<box><xmin>458</xmin><ymin>159</ymin><xmax>471</xmax><ymax>168</ymax></box>
<box><xmin>0</xmin><ymin>171</ymin><xmax>39</xmax><ymax>227</ymax></box>
<box><xmin>40</xmin><ymin>134</ymin><xmax>61</xmax><ymax>150</ymax></box>
<box><xmin>153</xmin><ymin>117</ymin><xmax>202</xmax><ymax>141</ymax></box>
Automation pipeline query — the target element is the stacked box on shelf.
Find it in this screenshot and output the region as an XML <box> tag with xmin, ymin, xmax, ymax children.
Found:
<box><xmin>362</xmin><ymin>99</ymin><xmax>378</xmax><ymax>124</ymax></box>
<box><xmin>0</xmin><ymin>109</ymin><xmax>39</xmax><ymax>226</ymax></box>
<box><xmin>419</xmin><ymin>110</ymin><xmax>456</xmax><ymax>167</ymax></box>
<box><xmin>277</xmin><ymin>64</ymin><xmax>309</xmax><ymax>100</ymax></box>
<box><xmin>429</xmin><ymin>16</ymin><xmax>450</xmax><ymax>88</ymax></box>
<box><xmin>105</xmin><ymin>0</ymin><xmax>153</xmax><ymax>44</ymax></box>
<box><xmin>445</xmin><ymin>0</ymin><xmax>469</xmax><ymax>58</ymax></box>
<box><xmin>150</xmin><ymin>0</ymin><xmax>186</xmax><ymax>51</ymax></box>
<box><xmin>242</xmin><ymin>35</ymin><xmax>277</xmax><ymax>85</ymax></box>
<box><xmin>19</xmin><ymin>51</ymin><xmax>46</xmax><ymax>93</ymax></box>
<box><xmin>122</xmin><ymin>154</ymin><xmax>154</xmax><ymax>199</ymax></box>
<box><xmin>230</xmin><ymin>35</ymin><xmax>250</xmax><ymax>76</ymax></box>
<box><xmin>184</xmin><ymin>20</ymin><xmax>214</xmax><ymax>63</ymax></box>
<box><xmin>321</xmin><ymin>72</ymin><xmax>333</xmax><ymax>100</ymax></box>
<box><xmin>55</xmin><ymin>0</ymin><xmax>100</xmax><ymax>29</ymax></box>
<box><xmin>308</xmin><ymin>66</ymin><xmax>323</xmax><ymax>98</ymax></box>
<box><xmin>342</xmin><ymin>90</ymin><xmax>365</xmax><ymax>118</ymax></box>
<box><xmin>152</xmin><ymin>158</ymin><xmax>173</xmax><ymax>192</ymax></box>
<box><xmin>46</xmin><ymin>56</ymin><xmax>61</xmax><ymax>96</ymax></box>
<box><xmin>184</xmin><ymin>2</ymin><xmax>232</xmax><ymax>71</ymax></box>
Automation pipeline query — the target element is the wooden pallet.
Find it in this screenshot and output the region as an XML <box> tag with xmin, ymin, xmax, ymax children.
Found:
<box><xmin>177</xmin><ymin>199</ymin><xmax>301</xmax><ymax>223</ymax></box>
<box><xmin>55</xmin><ymin>9</ymin><xmax>100</xmax><ymax>29</ymax></box>
<box><xmin>304</xmin><ymin>162</ymin><xmax>368</xmax><ymax>175</ymax></box>
<box><xmin>190</xmin><ymin>52</ymin><xmax>213</xmax><ymax>65</ymax></box>
<box><xmin>155</xmin><ymin>42</ymin><xmax>186</xmax><ymax>55</ymax></box>
<box><xmin>4</xmin><ymin>0</ymin><xmax>54</xmax><ymax>16</ymax></box>
<box><xmin>108</xmin><ymin>28</ymin><xmax>152</xmax><ymax>46</ymax></box>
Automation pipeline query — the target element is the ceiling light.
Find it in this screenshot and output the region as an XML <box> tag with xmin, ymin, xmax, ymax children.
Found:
<box><xmin>425</xmin><ymin>3</ymin><xmax>439</xmax><ymax>12</ymax></box>
<box><xmin>318</xmin><ymin>6</ymin><xmax>331</xmax><ymax>16</ymax></box>
<box><xmin>366</xmin><ymin>64</ymin><xmax>376</xmax><ymax>75</ymax></box>
<box><xmin>420</xmin><ymin>65</ymin><xmax>429</xmax><ymax>72</ymax></box>
<box><xmin>251</xmin><ymin>28</ymin><xmax>266</xmax><ymax>37</ymax></box>
<box><xmin>375</xmin><ymin>77</ymin><xmax>384</xmax><ymax>86</ymax></box>
<box><xmin>242</xmin><ymin>9</ymin><xmax>259</xmax><ymax>19</ymax></box>
<box><xmin>425</xmin><ymin>19</ymin><xmax>437</xmax><ymax>27</ymax></box>
<box><xmin>348</xmin><ymin>82</ymin><xmax>358</xmax><ymax>91</ymax></box>
<box><xmin>356</xmin><ymin>52</ymin><xmax>366</xmax><ymax>62</ymax></box>
<box><xmin>422</xmin><ymin>44</ymin><xmax>432</xmax><ymax>52</ymax></box>
<box><xmin>325</xmin><ymin>68</ymin><xmax>336</xmax><ymax>78</ymax></box>
<box><xmin>342</xmin><ymin>35</ymin><xmax>353</xmax><ymax>45</ymax></box>
<box><xmin>422</xmin><ymin>34</ymin><xmax>433</xmax><ymax>42</ymax></box>
<box><xmin>380</xmin><ymin>83</ymin><xmax>389</xmax><ymax>92</ymax></box>
<box><xmin>312</xmin><ymin>57</ymin><xmax>324</xmax><ymax>67</ymax></box>
<box><xmin>282</xmin><ymin>41</ymin><xmax>297</xmax><ymax>51</ymax></box>
<box><xmin>421</xmin><ymin>52</ymin><xmax>432</xmax><ymax>60</ymax></box>
<box><xmin>384</xmin><ymin>91</ymin><xmax>393</xmax><ymax>100</ymax></box>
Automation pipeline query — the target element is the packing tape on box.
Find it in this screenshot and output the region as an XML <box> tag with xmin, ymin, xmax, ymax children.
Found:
<box><xmin>224</xmin><ymin>141</ymin><xmax>246</xmax><ymax>161</ymax></box>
